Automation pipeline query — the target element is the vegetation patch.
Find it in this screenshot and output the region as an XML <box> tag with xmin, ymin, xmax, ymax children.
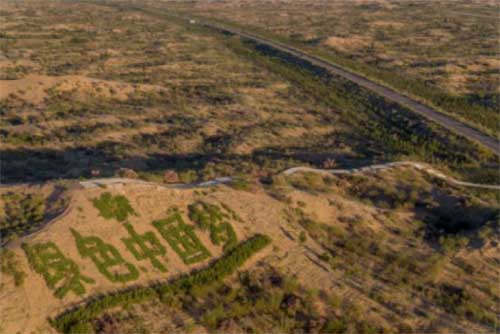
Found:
<box><xmin>50</xmin><ymin>234</ymin><xmax>271</xmax><ymax>333</ymax></box>
<box><xmin>1</xmin><ymin>192</ymin><xmax>46</xmax><ymax>244</ymax></box>
<box><xmin>92</xmin><ymin>192</ymin><xmax>135</xmax><ymax>222</ymax></box>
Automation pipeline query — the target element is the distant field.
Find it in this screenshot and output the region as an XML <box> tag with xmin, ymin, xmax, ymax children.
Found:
<box><xmin>0</xmin><ymin>0</ymin><xmax>496</xmax><ymax>185</ymax></box>
<box><xmin>161</xmin><ymin>0</ymin><xmax>500</xmax><ymax>135</ymax></box>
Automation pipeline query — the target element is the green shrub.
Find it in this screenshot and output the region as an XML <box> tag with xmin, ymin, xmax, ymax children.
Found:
<box><xmin>22</xmin><ymin>241</ymin><xmax>95</xmax><ymax>298</ymax></box>
<box><xmin>121</xmin><ymin>223</ymin><xmax>168</xmax><ymax>272</ymax></box>
<box><xmin>71</xmin><ymin>229</ymin><xmax>139</xmax><ymax>283</ymax></box>
<box><xmin>323</xmin><ymin>318</ymin><xmax>348</xmax><ymax>334</ymax></box>
<box><xmin>299</xmin><ymin>231</ymin><xmax>307</xmax><ymax>243</ymax></box>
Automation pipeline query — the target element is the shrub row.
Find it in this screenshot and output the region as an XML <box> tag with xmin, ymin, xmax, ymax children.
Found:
<box><xmin>50</xmin><ymin>234</ymin><xmax>271</xmax><ymax>333</ymax></box>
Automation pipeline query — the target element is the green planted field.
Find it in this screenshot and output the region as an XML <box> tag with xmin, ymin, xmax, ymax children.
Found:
<box><xmin>92</xmin><ymin>192</ymin><xmax>135</xmax><ymax>222</ymax></box>
<box><xmin>121</xmin><ymin>222</ymin><xmax>168</xmax><ymax>273</ymax></box>
<box><xmin>22</xmin><ymin>241</ymin><xmax>95</xmax><ymax>298</ymax></box>
<box><xmin>71</xmin><ymin>229</ymin><xmax>140</xmax><ymax>283</ymax></box>
<box><xmin>152</xmin><ymin>208</ymin><xmax>211</xmax><ymax>265</ymax></box>
<box><xmin>188</xmin><ymin>201</ymin><xmax>238</xmax><ymax>250</ymax></box>
<box><xmin>50</xmin><ymin>234</ymin><xmax>271</xmax><ymax>333</ymax></box>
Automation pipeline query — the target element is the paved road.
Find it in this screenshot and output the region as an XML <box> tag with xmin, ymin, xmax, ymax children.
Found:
<box><xmin>199</xmin><ymin>22</ymin><xmax>499</xmax><ymax>156</ymax></box>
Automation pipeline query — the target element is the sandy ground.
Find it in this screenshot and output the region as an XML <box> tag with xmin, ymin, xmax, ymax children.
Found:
<box><xmin>0</xmin><ymin>74</ymin><xmax>169</xmax><ymax>104</ymax></box>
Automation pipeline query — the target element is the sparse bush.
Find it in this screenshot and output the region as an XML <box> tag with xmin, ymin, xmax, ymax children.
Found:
<box><xmin>1</xmin><ymin>192</ymin><xmax>46</xmax><ymax>243</ymax></box>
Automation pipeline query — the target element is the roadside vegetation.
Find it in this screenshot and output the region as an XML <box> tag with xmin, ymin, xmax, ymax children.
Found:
<box><xmin>166</xmin><ymin>0</ymin><xmax>500</xmax><ymax>135</ymax></box>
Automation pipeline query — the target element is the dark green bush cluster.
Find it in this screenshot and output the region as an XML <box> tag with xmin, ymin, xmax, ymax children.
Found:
<box><xmin>1</xmin><ymin>192</ymin><xmax>46</xmax><ymax>244</ymax></box>
<box><xmin>152</xmin><ymin>208</ymin><xmax>211</xmax><ymax>265</ymax></box>
<box><xmin>92</xmin><ymin>192</ymin><xmax>135</xmax><ymax>222</ymax></box>
<box><xmin>71</xmin><ymin>228</ymin><xmax>139</xmax><ymax>283</ymax></box>
<box><xmin>50</xmin><ymin>234</ymin><xmax>271</xmax><ymax>333</ymax></box>
<box><xmin>22</xmin><ymin>241</ymin><xmax>95</xmax><ymax>298</ymax></box>
<box><xmin>188</xmin><ymin>201</ymin><xmax>238</xmax><ymax>250</ymax></box>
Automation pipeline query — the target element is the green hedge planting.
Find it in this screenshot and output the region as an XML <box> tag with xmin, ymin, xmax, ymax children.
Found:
<box><xmin>121</xmin><ymin>223</ymin><xmax>168</xmax><ymax>272</ymax></box>
<box><xmin>50</xmin><ymin>234</ymin><xmax>271</xmax><ymax>333</ymax></box>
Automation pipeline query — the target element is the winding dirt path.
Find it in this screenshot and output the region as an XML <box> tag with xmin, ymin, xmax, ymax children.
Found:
<box><xmin>80</xmin><ymin>161</ymin><xmax>500</xmax><ymax>190</ymax></box>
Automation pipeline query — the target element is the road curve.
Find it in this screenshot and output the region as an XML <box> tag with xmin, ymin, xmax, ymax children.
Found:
<box><xmin>80</xmin><ymin>161</ymin><xmax>500</xmax><ymax>190</ymax></box>
<box><xmin>199</xmin><ymin>22</ymin><xmax>499</xmax><ymax>156</ymax></box>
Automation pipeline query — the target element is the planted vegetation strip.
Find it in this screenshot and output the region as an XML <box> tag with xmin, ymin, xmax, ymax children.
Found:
<box><xmin>50</xmin><ymin>234</ymin><xmax>271</xmax><ymax>333</ymax></box>
<box><xmin>121</xmin><ymin>223</ymin><xmax>168</xmax><ymax>272</ymax></box>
